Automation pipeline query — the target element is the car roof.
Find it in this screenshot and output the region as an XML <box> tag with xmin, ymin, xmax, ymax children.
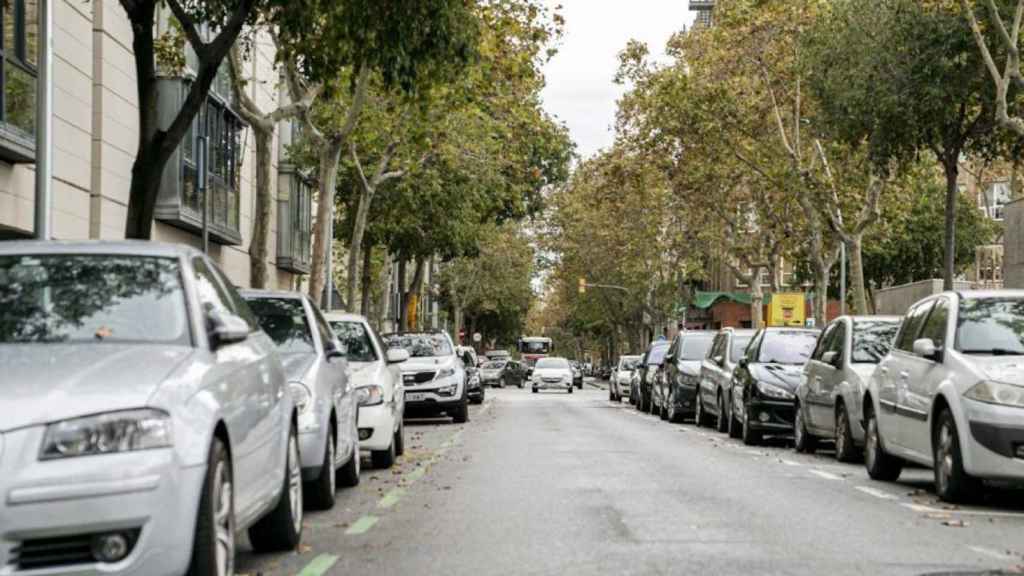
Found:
<box><xmin>847</xmin><ymin>315</ymin><xmax>902</xmax><ymax>322</ymax></box>
<box><xmin>239</xmin><ymin>289</ymin><xmax>305</xmax><ymax>300</ymax></box>
<box><xmin>953</xmin><ymin>289</ymin><xmax>1024</xmax><ymax>300</ymax></box>
<box><xmin>323</xmin><ymin>312</ymin><xmax>368</xmax><ymax>323</ymax></box>
<box><xmin>760</xmin><ymin>327</ymin><xmax>819</xmax><ymax>333</ymax></box>
<box><xmin>0</xmin><ymin>239</ymin><xmax>204</xmax><ymax>259</ymax></box>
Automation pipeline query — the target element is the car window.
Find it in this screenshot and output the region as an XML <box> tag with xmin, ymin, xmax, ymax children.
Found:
<box><xmin>244</xmin><ymin>297</ymin><xmax>315</xmax><ymax>354</ymax></box>
<box><xmin>680</xmin><ymin>335</ymin><xmax>714</xmax><ymax>361</ymax></box>
<box><xmin>207</xmin><ymin>261</ymin><xmax>258</xmax><ymax>330</ymax></box>
<box><xmin>811</xmin><ymin>323</ymin><xmax>837</xmax><ymax>361</ymax></box>
<box><xmin>383</xmin><ymin>333</ymin><xmax>453</xmax><ymax>357</ymax></box>
<box><xmin>956</xmin><ymin>298</ymin><xmax>1024</xmax><ymax>355</ymax></box>
<box><xmin>331</xmin><ymin>320</ymin><xmax>377</xmax><ymax>362</ymax></box>
<box><xmin>192</xmin><ymin>258</ymin><xmax>236</xmax><ymax>327</ymax></box>
<box><xmin>308</xmin><ymin>301</ymin><xmax>338</xmax><ymax>353</ymax></box>
<box><xmin>896</xmin><ymin>301</ymin><xmax>934</xmax><ymax>352</ymax></box>
<box><xmin>825</xmin><ymin>323</ymin><xmax>845</xmax><ymax>360</ymax></box>
<box><xmin>746</xmin><ymin>331</ymin><xmax>764</xmax><ymax>363</ymax></box>
<box><xmin>730</xmin><ymin>335</ymin><xmax>753</xmax><ymax>363</ymax></box>
<box><xmin>918</xmin><ymin>298</ymin><xmax>949</xmax><ymax>349</ymax></box>
<box><xmin>535</xmin><ymin>357</ymin><xmax>570</xmax><ymax>369</ymax></box>
<box><xmin>707</xmin><ymin>334</ymin><xmax>723</xmax><ymax>361</ymax></box>
<box><xmin>647</xmin><ymin>343</ymin><xmax>669</xmax><ymax>365</ymax></box>
<box><xmin>852</xmin><ymin>320</ymin><xmax>901</xmax><ymax>363</ymax></box>
<box><xmin>482</xmin><ymin>361</ymin><xmax>506</xmax><ymax>369</ymax></box>
<box><xmin>758</xmin><ymin>331</ymin><xmax>818</xmax><ymax>365</ymax></box>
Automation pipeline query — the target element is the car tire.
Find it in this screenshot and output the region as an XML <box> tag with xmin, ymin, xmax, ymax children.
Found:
<box><xmin>728</xmin><ymin>408</ymin><xmax>742</xmax><ymax>439</ymax></box>
<box><xmin>568</xmin><ymin>385</ymin><xmax>574</xmax><ymax>394</ymax></box>
<box><xmin>667</xmin><ymin>392</ymin><xmax>682</xmax><ymax>423</ymax></box>
<box><xmin>532</xmin><ymin>387</ymin><xmax>538</xmax><ymax>393</ymax></box>
<box><xmin>371</xmin><ymin>436</ymin><xmax>397</xmax><ymax>469</ymax></box>
<box><xmin>659</xmin><ymin>395</ymin><xmax>669</xmax><ymax>420</ymax></box>
<box><xmin>742</xmin><ymin>407</ymin><xmax>762</xmax><ymax>446</ymax></box>
<box><xmin>187</xmin><ymin>437</ymin><xmax>234</xmax><ymax>576</ymax></box>
<box><xmin>695</xmin><ymin>394</ymin><xmax>710</xmax><ymax>427</ymax></box>
<box><xmin>716</xmin><ymin>394</ymin><xmax>729</xmax><ymax>433</ymax></box>
<box><xmin>451</xmin><ymin>401</ymin><xmax>470</xmax><ymax>423</ymax></box>
<box><xmin>499</xmin><ymin>377</ymin><xmax>507</xmax><ymax>389</ymax></box>
<box><xmin>934</xmin><ymin>409</ymin><xmax>982</xmax><ymax>503</ymax></box>
<box><xmin>834</xmin><ymin>402</ymin><xmax>860</xmax><ymax>463</ymax></box>
<box><xmin>864</xmin><ymin>409</ymin><xmax>903</xmax><ymax>482</ymax></box>
<box><xmin>395</xmin><ymin>422</ymin><xmax>405</xmax><ymax>457</ymax></box>
<box><xmin>337</xmin><ymin>437</ymin><xmax>361</xmax><ymax>487</ymax></box>
<box><xmin>305</xmin><ymin>427</ymin><xmax>337</xmax><ymax>511</ymax></box>
<box><xmin>609</xmin><ymin>388</ymin><xmax>615</xmax><ymax>401</ymax></box>
<box><xmin>248</xmin><ymin>426</ymin><xmax>303</xmax><ymax>553</ymax></box>
<box><xmin>793</xmin><ymin>405</ymin><xmax>818</xmax><ymax>454</ymax></box>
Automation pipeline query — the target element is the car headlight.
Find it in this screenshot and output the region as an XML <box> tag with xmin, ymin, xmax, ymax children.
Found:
<box><xmin>356</xmin><ymin>384</ymin><xmax>384</xmax><ymax>407</ymax></box>
<box><xmin>289</xmin><ymin>381</ymin><xmax>313</xmax><ymax>412</ymax></box>
<box><xmin>756</xmin><ymin>381</ymin><xmax>794</xmax><ymax>400</ymax></box>
<box><xmin>965</xmin><ymin>380</ymin><xmax>1024</xmax><ymax>408</ymax></box>
<box><xmin>40</xmin><ymin>409</ymin><xmax>172</xmax><ymax>460</ymax></box>
<box><xmin>436</xmin><ymin>367</ymin><xmax>456</xmax><ymax>380</ymax></box>
<box><xmin>437</xmin><ymin>384</ymin><xmax>458</xmax><ymax>396</ymax></box>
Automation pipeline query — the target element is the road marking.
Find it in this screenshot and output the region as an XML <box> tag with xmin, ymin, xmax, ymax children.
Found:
<box><xmin>809</xmin><ymin>469</ymin><xmax>843</xmax><ymax>481</ymax></box>
<box><xmin>345</xmin><ymin>515</ymin><xmax>379</xmax><ymax>535</ymax></box>
<box><xmin>405</xmin><ymin>466</ymin><xmax>426</xmax><ymax>483</ymax></box>
<box><xmin>780</xmin><ymin>459</ymin><xmax>802</xmax><ymax>467</ymax></box>
<box><xmin>901</xmin><ymin>503</ymin><xmax>1024</xmax><ymax>518</ymax></box>
<box><xmin>378</xmin><ymin>487</ymin><xmax>406</xmax><ymax>509</ymax></box>
<box><xmin>741</xmin><ymin>449</ymin><xmax>763</xmax><ymax>456</ymax></box>
<box><xmin>968</xmin><ymin>545</ymin><xmax>1020</xmax><ymax>561</ymax></box>
<box><xmin>296</xmin><ymin>554</ymin><xmax>339</xmax><ymax>576</ymax></box>
<box><xmin>855</xmin><ymin>486</ymin><xmax>899</xmax><ymax>500</ymax></box>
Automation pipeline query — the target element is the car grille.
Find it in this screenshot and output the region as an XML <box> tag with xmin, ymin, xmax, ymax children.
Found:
<box><xmin>542</xmin><ymin>377</ymin><xmax>562</xmax><ymax>383</ymax></box>
<box><xmin>403</xmin><ymin>371</ymin><xmax>436</xmax><ymax>385</ymax></box>
<box><xmin>9</xmin><ymin>530</ymin><xmax>140</xmax><ymax>571</ymax></box>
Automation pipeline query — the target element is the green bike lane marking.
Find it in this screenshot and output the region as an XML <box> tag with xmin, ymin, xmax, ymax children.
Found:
<box><xmin>296</xmin><ymin>554</ymin><xmax>339</xmax><ymax>576</ymax></box>
<box><xmin>344</xmin><ymin>515</ymin><xmax>379</xmax><ymax>535</ymax></box>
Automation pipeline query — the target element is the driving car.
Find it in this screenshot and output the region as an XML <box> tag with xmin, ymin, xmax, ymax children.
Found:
<box><xmin>242</xmin><ymin>290</ymin><xmax>361</xmax><ymax>509</ymax></box>
<box><xmin>384</xmin><ymin>331</ymin><xmax>470</xmax><ymax>423</ymax></box>
<box><xmin>660</xmin><ymin>331</ymin><xmax>716</xmax><ymax>422</ymax></box>
<box><xmin>326</xmin><ymin>312</ymin><xmax>407</xmax><ymax>469</ymax></box>
<box><xmin>698</xmin><ymin>328</ymin><xmax>756</xmax><ymax>437</ymax></box>
<box><xmin>479</xmin><ymin>359</ymin><xmax>525</xmax><ymax>388</ymax></box>
<box><xmin>863</xmin><ymin>291</ymin><xmax>1024</xmax><ymax>502</ymax></box>
<box><xmin>531</xmin><ymin>357</ymin><xmax>575</xmax><ymax>393</ymax></box>
<box><xmin>610</xmin><ymin>355</ymin><xmax>642</xmax><ymax>402</ymax></box>
<box><xmin>637</xmin><ymin>340</ymin><xmax>671</xmax><ymax>413</ymax></box>
<box><xmin>0</xmin><ymin>241</ymin><xmax>302</xmax><ymax>576</ymax></box>
<box><xmin>794</xmin><ymin>316</ymin><xmax>901</xmax><ymax>461</ymax></box>
<box><xmin>731</xmin><ymin>328</ymin><xmax>820</xmax><ymax>445</ymax></box>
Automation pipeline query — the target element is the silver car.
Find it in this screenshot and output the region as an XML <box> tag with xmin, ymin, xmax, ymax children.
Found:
<box><xmin>0</xmin><ymin>241</ymin><xmax>302</xmax><ymax>576</ymax></box>
<box><xmin>610</xmin><ymin>355</ymin><xmax>641</xmax><ymax>402</ymax></box>
<box><xmin>698</xmin><ymin>328</ymin><xmax>756</xmax><ymax>436</ymax></box>
<box><xmin>864</xmin><ymin>291</ymin><xmax>1024</xmax><ymax>502</ymax></box>
<box><xmin>242</xmin><ymin>291</ymin><xmax>360</xmax><ymax>509</ymax></box>
<box><xmin>794</xmin><ymin>316</ymin><xmax>901</xmax><ymax>461</ymax></box>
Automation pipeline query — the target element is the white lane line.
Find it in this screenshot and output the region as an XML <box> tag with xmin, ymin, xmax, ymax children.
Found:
<box><xmin>741</xmin><ymin>449</ymin><xmax>763</xmax><ymax>456</ymax></box>
<box><xmin>780</xmin><ymin>459</ymin><xmax>802</xmax><ymax>467</ymax></box>
<box><xmin>808</xmin><ymin>469</ymin><xmax>843</xmax><ymax>481</ymax></box>
<box><xmin>968</xmin><ymin>546</ymin><xmax>1020</xmax><ymax>561</ymax></box>
<box><xmin>901</xmin><ymin>503</ymin><xmax>1024</xmax><ymax>518</ymax></box>
<box><xmin>855</xmin><ymin>486</ymin><xmax>899</xmax><ymax>500</ymax></box>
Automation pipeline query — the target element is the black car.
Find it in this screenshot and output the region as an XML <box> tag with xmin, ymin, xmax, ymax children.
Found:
<box><xmin>637</xmin><ymin>340</ymin><xmax>671</xmax><ymax>414</ymax></box>
<box><xmin>731</xmin><ymin>328</ymin><xmax>819</xmax><ymax>445</ymax></box>
<box><xmin>657</xmin><ymin>331</ymin><xmax>716</xmax><ymax>422</ymax></box>
<box><xmin>478</xmin><ymin>359</ymin><xmax>525</xmax><ymax>388</ymax></box>
<box><xmin>458</xmin><ymin>346</ymin><xmax>485</xmax><ymax>405</ymax></box>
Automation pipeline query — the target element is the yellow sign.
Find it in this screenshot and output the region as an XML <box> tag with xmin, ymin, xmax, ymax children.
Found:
<box><xmin>768</xmin><ymin>293</ymin><xmax>806</xmax><ymax>327</ymax></box>
<box><xmin>407</xmin><ymin>294</ymin><xmax>419</xmax><ymax>329</ymax></box>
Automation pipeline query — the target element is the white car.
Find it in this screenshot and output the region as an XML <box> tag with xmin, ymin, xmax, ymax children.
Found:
<box><xmin>611</xmin><ymin>355</ymin><xmax>641</xmax><ymax>402</ymax></box>
<box><xmin>384</xmin><ymin>331</ymin><xmax>469</xmax><ymax>423</ymax></box>
<box><xmin>864</xmin><ymin>291</ymin><xmax>1024</xmax><ymax>502</ymax></box>
<box><xmin>327</xmin><ymin>313</ymin><xmax>408</xmax><ymax>468</ymax></box>
<box><xmin>531</xmin><ymin>357</ymin><xmax>575</xmax><ymax>393</ymax></box>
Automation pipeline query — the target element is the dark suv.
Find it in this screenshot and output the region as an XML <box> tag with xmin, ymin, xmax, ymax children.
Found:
<box><xmin>637</xmin><ymin>340</ymin><xmax>671</xmax><ymax>414</ymax></box>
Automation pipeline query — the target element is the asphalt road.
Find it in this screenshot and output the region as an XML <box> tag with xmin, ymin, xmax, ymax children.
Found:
<box><xmin>237</xmin><ymin>382</ymin><xmax>1024</xmax><ymax>576</ymax></box>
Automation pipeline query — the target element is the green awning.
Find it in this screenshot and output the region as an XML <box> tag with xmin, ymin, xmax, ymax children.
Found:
<box><xmin>689</xmin><ymin>291</ymin><xmax>754</xmax><ymax>310</ymax></box>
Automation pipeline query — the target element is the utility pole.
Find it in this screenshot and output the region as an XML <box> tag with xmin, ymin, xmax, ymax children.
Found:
<box><xmin>198</xmin><ymin>107</ymin><xmax>209</xmax><ymax>254</ymax></box>
<box><xmin>840</xmin><ymin>243</ymin><xmax>847</xmax><ymax>316</ymax></box>
<box><xmin>34</xmin><ymin>0</ymin><xmax>53</xmax><ymax>240</ymax></box>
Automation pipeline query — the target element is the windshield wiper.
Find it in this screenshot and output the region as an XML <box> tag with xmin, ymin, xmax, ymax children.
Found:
<box><xmin>960</xmin><ymin>348</ymin><xmax>1024</xmax><ymax>356</ymax></box>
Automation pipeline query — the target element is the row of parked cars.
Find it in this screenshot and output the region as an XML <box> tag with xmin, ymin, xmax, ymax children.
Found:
<box><xmin>0</xmin><ymin>241</ymin><xmax>479</xmax><ymax>576</ymax></box>
<box><xmin>610</xmin><ymin>290</ymin><xmax>1024</xmax><ymax>503</ymax></box>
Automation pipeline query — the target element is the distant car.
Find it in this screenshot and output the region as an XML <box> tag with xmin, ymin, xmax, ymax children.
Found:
<box><xmin>638</xmin><ymin>341</ymin><xmax>671</xmax><ymax>413</ymax></box>
<box><xmin>0</xmin><ymin>242</ymin><xmax>302</xmax><ymax>576</ymax></box>
<box><xmin>698</xmin><ymin>328</ymin><xmax>756</xmax><ymax>437</ymax></box>
<box><xmin>611</xmin><ymin>355</ymin><xmax>642</xmax><ymax>402</ymax></box>
<box><xmin>531</xmin><ymin>357</ymin><xmax>575</xmax><ymax>393</ymax></box>
<box><xmin>479</xmin><ymin>359</ymin><xmax>525</xmax><ymax>388</ymax></box>
<box><xmin>242</xmin><ymin>291</ymin><xmax>361</xmax><ymax>509</ymax></box>
<box><xmin>731</xmin><ymin>328</ymin><xmax>820</xmax><ymax>445</ymax></box>
<box><xmin>570</xmin><ymin>361</ymin><xmax>584</xmax><ymax>389</ymax></box>
<box><xmin>326</xmin><ymin>313</ymin><xmax>407</xmax><ymax>469</ymax></box>
<box><xmin>457</xmin><ymin>346</ymin><xmax>485</xmax><ymax>405</ymax></box>
<box><xmin>659</xmin><ymin>331</ymin><xmax>716</xmax><ymax>423</ymax></box>
<box><xmin>794</xmin><ymin>316</ymin><xmax>900</xmax><ymax>461</ymax></box>
<box><xmin>384</xmin><ymin>331</ymin><xmax>469</xmax><ymax>423</ymax></box>
<box><xmin>864</xmin><ymin>291</ymin><xmax>1024</xmax><ymax>502</ymax></box>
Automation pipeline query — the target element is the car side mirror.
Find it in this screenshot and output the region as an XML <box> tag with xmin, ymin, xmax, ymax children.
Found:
<box><xmin>913</xmin><ymin>338</ymin><xmax>942</xmax><ymax>362</ymax></box>
<box><xmin>387</xmin><ymin>348</ymin><xmax>410</xmax><ymax>364</ymax></box>
<box><xmin>821</xmin><ymin>351</ymin><xmax>839</xmax><ymax>366</ymax></box>
<box><xmin>712</xmin><ymin>355</ymin><xmax>724</xmax><ymax>366</ymax></box>
<box><xmin>209</xmin><ymin>310</ymin><xmax>249</xmax><ymax>349</ymax></box>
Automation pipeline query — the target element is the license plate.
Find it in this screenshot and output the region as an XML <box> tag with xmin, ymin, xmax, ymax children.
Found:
<box><xmin>406</xmin><ymin>392</ymin><xmax>427</xmax><ymax>402</ymax></box>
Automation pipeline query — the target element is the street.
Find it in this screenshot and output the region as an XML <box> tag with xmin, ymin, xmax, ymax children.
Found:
<box><xmin>237</xmin><ymin>383</ymin><xmax>1024</xmax><ymax>576</ymax></box>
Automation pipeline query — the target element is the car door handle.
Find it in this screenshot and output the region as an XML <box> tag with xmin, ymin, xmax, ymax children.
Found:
<box><xmin>898</xmin><ymin>371</ymin><xmax>909</xmax><ymax>380</ymax></box>
<box><xmin>879</xmin><ymin>367</ymin><xmax>888</xmax><ymax>375</ymax></box>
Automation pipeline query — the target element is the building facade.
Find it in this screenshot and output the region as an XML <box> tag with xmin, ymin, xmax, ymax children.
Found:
<box><xmin>689</xmin><ymin>0</ymin><xmax>714</xmax><ymax>28</ymax></box>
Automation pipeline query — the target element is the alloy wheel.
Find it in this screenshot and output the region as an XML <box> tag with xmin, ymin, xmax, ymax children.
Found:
<box><xmin>213</xmin><ymin>461</ymin><xmax>235</xmax><ymax>576</ymax></box>
<box><xmin>936</xmin><ymin>421</ymin><xmax>955</xmax><ymax>496</ymax></box>
<box><xmin>288</xmin><ymin>435</ymin><xmax>303</xmax><ymax>535</ymax></box>
<box><xmin>794</xmin><ymin>409</ymin><xmax>805</xmax><ymax>448</ymax></box>
<box><xmin>865</xmin><ymin>417</ymin><xmax>879</xmax><ymax>471</ymax></box>
<box><xmin>835</xmin><ymin>408</ymin><xmax>849</xmax><ymax>459</ymax></box>
<box><xmin>327</xmin><ymin>434</ymin><xmax>337</xmax><ymax>497</ymax></box>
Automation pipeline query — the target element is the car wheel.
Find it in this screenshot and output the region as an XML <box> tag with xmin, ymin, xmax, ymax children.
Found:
<box><xmin>187</xmin><ymin>438</ymin><xmax>234</xmax><ymax>576</ymax></box>
<box><xmin>451</xmin><ymin>400</ymin><xmax>470</xmax><ymax>423</ymax></box>
<box><xmin>532</xmin><ymin>387</ymin><xmax>538</xmax><ymax>393</ymax></box>
<box><xmin>371</xmin><ymin>435</ymin><xmax>397</xmax><ymax>469</ymax></box>
<box><xmin>337</xmin><ymin>436</ymin><xmax>361</xmax><ymax>487</ymax></box>
<box><xmin>305</xmin><ymin>427</ymin><xmax>337</xmax><ymax>511</ymax></box>
<box><xmin>395</xmin><ymin>422</ymin><xmax>405</xmax><ymax>457</ymax></box>
<box><xmin>934</xmin><ymin>409</ymin><xmax>981</xmax><ymax>503</ymax></box>
<box><xmin>864</xmin><ymin>409</ymin><xmax>902</xmax><ymax>482</ymax></box>
<box><xmin>834</xmin><ymin>403</ymin><xmax>860</xmax><ymax>463</ymax></box>
<box><xmin>728</xmin><ymin>407</ymin><xmax>742</xmax><ymax>439</ymax></box>
<box><xmin>742</xmin><ymin>406</ymin><xmax>761</xmax><ymax>446</ymax></box>
<box><xmin>793</xmin><ymin>405</ymin><xmax>817</xmax><ymax>454</ymax></box>
<box><xmin>609</xmin><ymin>388</ymin><xmax>615</xmax><ymax>401</ymax></box>
<box><xmin>500</xmin><ymin>377</ymin><xmax>507</xmax><ymax>389</ymax></box>
<box><xmin>716</xmin><ymin>394</ymin><xmax>729</xmax><ymax>433</ymax></box>
<box><xmin>695</xmin><ymin>394</ymin><xmax>708</xmax><ymax>427</ymax></box>
<box><xmin>659</xmin><ymin>394</ymin><xmax>669</xmax><ymax>420</ymax></box>
<box><xmin>667</xmin><ymin>392</ymin><xmax>681</xmax><ymax>423</ymax></box>
<box><xmin>248</xmin><ymin>426</ymin><xmax>303</xmax><ymax>552</ymax></box>
<box><xmin>568</xmin><ymin>385</ymin><xmax>574</xmax><ymax>394</ymax></box>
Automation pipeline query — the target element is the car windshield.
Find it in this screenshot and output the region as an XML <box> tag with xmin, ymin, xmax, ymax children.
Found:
<box><xmin>482</xmin><ymin>361</ymin><xmax>506</xmax><ymax>369</ymax></box>
<box><xmin>758</xmin><ymin>331</ymin><xmax>818</xmax><ymax>365</ymax></box>
<box><xmin>619</xmin><ymin>358</ymin><xmax>639</xmax><ymax>370</ymax></box>
<box><xmin>680</xmin><ymin>336</ymin><xmax>714</xmax><ymax>360</ymax></box>
<box><xmin>0</xmin><ymin>254</ymin><xmax>189</xmax><ymax>345</ymax></box>
<box><xmin>384</xmin><ymin>333</ymin><xmax>453</xmax><ymax>357</ymax></box>
<box><xmin>245</xmin><ymin>297</ymin><xmax>314</xmax><ymax>354</ymax></box>
<box><xmin>330</xmin><ymin>320</ymin><xmax>378</xmax><ymax>363</ymax></box>
<box><xmin>521</xmin><ymin>339</ymin><xmax>552</xmax><ymax>354</ymax></box>
<box><xmin>536</xmin><ymin>357</ymin><xmax>570</xmax><ymax>370</ymax></box>
<box><xmin>647</xmin><ymin>344</ymin><xmax>669</xmax><ymax>365</ymax></box>
<box><xmin>956</xmin><ymin>298</ymin><xmax>1024</xmax><ymax>355</ymax></box>
<box><xmin>852</xmin><ymin>320</ymin><xmax>901</xmax><ymax>363</ymax></box>
<box><xmin>731</xmin><ymin>336</ymin><xmax>753</xmax><ymax>363</ymax></box>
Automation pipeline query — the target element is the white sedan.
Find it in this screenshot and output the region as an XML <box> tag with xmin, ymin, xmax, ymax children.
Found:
<box><xmin>327</xmin><ymin>313</ymin><xmax>407</xmax><ymax>468</ymax></box>
<box><xmin>531</xmin><ymin>357</ymin><xmax>576</xmax><ymax>394</ymax></box>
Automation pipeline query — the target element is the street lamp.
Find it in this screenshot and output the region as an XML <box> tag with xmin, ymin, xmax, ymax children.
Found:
<box><xmin>34</xmin><ymin>0</ymin><xmax>53</xmax><ymax>240</ymax></box>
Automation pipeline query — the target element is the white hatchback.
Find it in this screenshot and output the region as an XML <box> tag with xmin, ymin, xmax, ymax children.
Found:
<box><xmin>531</xmin><ymin>357</ymin><xmax>575</xmax><ymax>393</ymax></box>
<box><xmin>864</xmin><ymin>291</ymin><xmax>1024</xmax><ymax>502</ymax></box>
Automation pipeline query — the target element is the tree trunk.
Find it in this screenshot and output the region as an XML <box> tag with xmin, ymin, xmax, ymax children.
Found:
<box><xmin>405</xmin><ymin>257</ymin><xmax>427</xmax><ymax>331</ymax></box>
<box><xmin>397</xmin><ymin>259</ymin><xmax>409</xmax><ymax>331</ymax></box>
<box><xmin>452</xmin><ymin>302</ymin><xmax>464</xmax><ymax>345</ymax></box>
<box><xmin>249</xmin><ymin>128</ymin><xmax>273</xmax><ymax>288</ymax></box>
<box><xmin>374</xmin><ymin>252</ymin><xmax>392</xmax><ymax>330</ymax></box>
<box><xmin>347</xmin><ymin>185</ymin><xmax>374</xmax><ymax>309</ymax></box>
<box><xmin>814</xmin><ymin>265</ymin><xmax>829</xmax><ymax>327</ymax></box>
<box><xmin>847</xmin><ymin>233</ymin><xmax>869</xmax><ymax>315</ymax></box>
<box><xmin>308</xmin><ymin>139</ymin><xmax>344</xmax><ymax>303</ymax></box>
<box><xmin>360</xmin><ymin>243</ymin><xmax>373</xmax><ymax>316</ymax></box>
<box><xmin>943</xmin><ymin>159</ymin><xmax>959</xmax><ymax>291</ymax></box>
<box><xmin>750</xmin><ymin>270</ymin><xmax>765</xmax><ymax>329</ymax></box>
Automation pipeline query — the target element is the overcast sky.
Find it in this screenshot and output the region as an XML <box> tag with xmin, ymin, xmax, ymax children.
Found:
<box><xmin>541</xmin><ymin>1</ymin><xmax>695</xmax><ymax>160</ymax></box>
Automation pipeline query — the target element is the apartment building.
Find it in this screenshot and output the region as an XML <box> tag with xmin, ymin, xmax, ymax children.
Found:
<box><xmin>0</xmin><ymin>0</ymin><xmax>310</xmax><ymax>290</ymax></box>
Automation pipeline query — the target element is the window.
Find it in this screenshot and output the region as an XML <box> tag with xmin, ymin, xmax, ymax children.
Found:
<box><xmin>811</xmin><ymin>323</ymin><xmax>838</xmax><ymax>361</ymax></box>
<box><xmin>0</xmin><ymin>0</ymin><xmax>37</xmax><ymax>162</ymax></box>
<box><xmin>825</xmin><ymin>323</ymin><xmax>845</xmax><ymax>361</ymax></box>
<box><xmin>757</xmin><ymin>330</ymin><xmax>818</xmax><ymax>365</ymax></box>
<box><xmin>246</xmin><ymin>296</ymin><xmax>315</xmax><ymax>354</ymax></box>
<box><xmin>309</xmin><ymin>301</ymin><xmax>338</xmax><ymax>352</ymax></box>
<box><xmin>851</xmin><ymin>320</ymin><xmax>900</xmax><ymax>364</ymax></box>
<box><xmin>918</xmin><ymin>299</ymin><xmax>950</xmax><ymax>349</ymax></box>
<box><xmin>680</xmin><ymin>335</ymin><xmax>715</xmax><ymax>361</ymax></box>
<box><xmin>896</xmin><ymin>301</ymin><xmax>934</xmax><ymax>352</ymax></box>
<box><xmin>979</xmin><ymin>182</ymin><xmax>1010</xmax><ymax>221</ymax></box>
<box><xmin>956</xmin><ymin>298</ymin><xmax>1024</xmax><ymax>355</ymax></box>
<box><xmin>207</xmin><ymin>261</ymin><xmax>257</xmax><ymax>330</ymax></box>
<box><xmin>277</xmin><ymin>172</ymin><xmax>313</xmax><ymax>273</ymax></box>
<box><xmin>730</xmin><ymin>335</ymin><xmax>753</xmax><ymax>363</ymax></box>
<box><xmin>192</xmin><ymin>258</ymin><xmax>236</xmax><ymax>331</ymax></box>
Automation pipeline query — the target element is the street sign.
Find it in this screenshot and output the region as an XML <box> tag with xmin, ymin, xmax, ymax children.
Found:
<box><xmin>473</xmin><ymin>332</ymin><xmax>482</xmax><ymax>343</ymax></box>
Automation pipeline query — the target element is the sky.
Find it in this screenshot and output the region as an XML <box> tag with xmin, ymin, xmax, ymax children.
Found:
<box><xmin>541</xmin><ymin>1</ymin><xmax>695</xmax><ymax>160</ymax></box>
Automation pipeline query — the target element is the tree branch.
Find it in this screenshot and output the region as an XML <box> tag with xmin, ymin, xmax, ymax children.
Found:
<box><xmin>165</xmin><ymin>0</ymin><xmax>205</xmax><ymax>58</ymax></box>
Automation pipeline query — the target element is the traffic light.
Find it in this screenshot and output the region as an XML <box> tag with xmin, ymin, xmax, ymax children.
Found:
<box><xmin>578</xmin><ymin>277</ymin><xmax>587</xmax><ymax>294</ymax></box>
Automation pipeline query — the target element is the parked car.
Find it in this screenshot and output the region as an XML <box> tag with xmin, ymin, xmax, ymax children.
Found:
<box><xmin>531</xmin><ymin>357</ymin><xmax>576</xmax><ymax>393</ymax></box>
<box><xmin>384</xmin><ymin>331</ymin><xmax>470</xmax><ymax>423</ymax></box>
<box><xmin>326</xmin><ymin>313</ymin><xmax>407</xmax><ymax>469</ymax></box>
<box><xmin>659</xmin><ymin>331</ymin><xmax>716</xmax><ymax>422</ymax></box>
<box><xmin>731</xmin><ymin>328</ymin><xmax>820</xmax><ymax>445</ymax></box>
<box><xmin>794</xmin><ymin>316</ymin><xmax>901</xmax><ymax>461</ymax></box>
<box><xmin>638</xmin><ymin>340</ymin><xmax>671</xmax><ymax>413</ymax></box>
<box><xmin>0</xmin><ymin>242</ymin><xmax>302</xmax><ymax>576</ymax></box>
<box><xmin>863</xmin><ymin>291</ymin><xmax>1024</xmax><ymax>502</ymax></box>
<box><xmin>457</xmin><ymin>346</ymin><xmax>485</xmax><ymax>404</ymax></box>
<box><xmin>570</xmin><ymin>361</ymin><xmax>584</xmax><ymax>389</ymax></box>
<box><xmin>242</xmin><ymin>290</ymin><xmax>361</xmax><ymax>508</ymax></box>
<box><xmin>611</xmin><ymin>355</ymin><xmax>642</xmax><ymax>402</ymax></box>
<box><xmin>698</xmin><ymin>328</ymin><xmax>756</xmax><ymax>437</ymax></box>
<box><xmin>480</xmin><ymin>359</ymin><xmax>525</xmax><ymax>388</ymax></box>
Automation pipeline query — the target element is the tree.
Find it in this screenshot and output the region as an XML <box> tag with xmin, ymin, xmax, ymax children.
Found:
<box><xmin>961</xmin><ymin>0</ymin><xmax>1024</xmax><ymax>138</ymax></box>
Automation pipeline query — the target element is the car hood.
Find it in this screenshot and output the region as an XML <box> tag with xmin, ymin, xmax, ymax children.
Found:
<box><xmin>280</xmin><ymin>352</ymin><xmax>317</xmax><ymax>383</ymax></box>
<box><xmin>534</xmin><ymin>368</ymin><xmax>570</xmax><ymax>379</ymax></box>
<box><xmin>973</xmin><ymin>356</ymin><xmax>1024</xmax><ymax>386</ymax></box>
<box><xmin>677</xmin><ymin>361</ymin><xmax>702</xmax><ymax>378</ymax></box>
<box><xmin>348</xmin><ymin>361</ymin><xmax>382</xmax><ymax>387</ymax></box>
<box><xmin>751</xmin><ymin>363</ymin><xmax>804</xmax><ymax>392</ymax></box>
<box><xmin>0</xmin><ymin>344</ymin><xmax>194</xmax><ymax>432</ymax></box>
<box><xmin>400</xmin><ymin>356</ymin><xmax>454</xmax><ymax>372</ymax></box>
